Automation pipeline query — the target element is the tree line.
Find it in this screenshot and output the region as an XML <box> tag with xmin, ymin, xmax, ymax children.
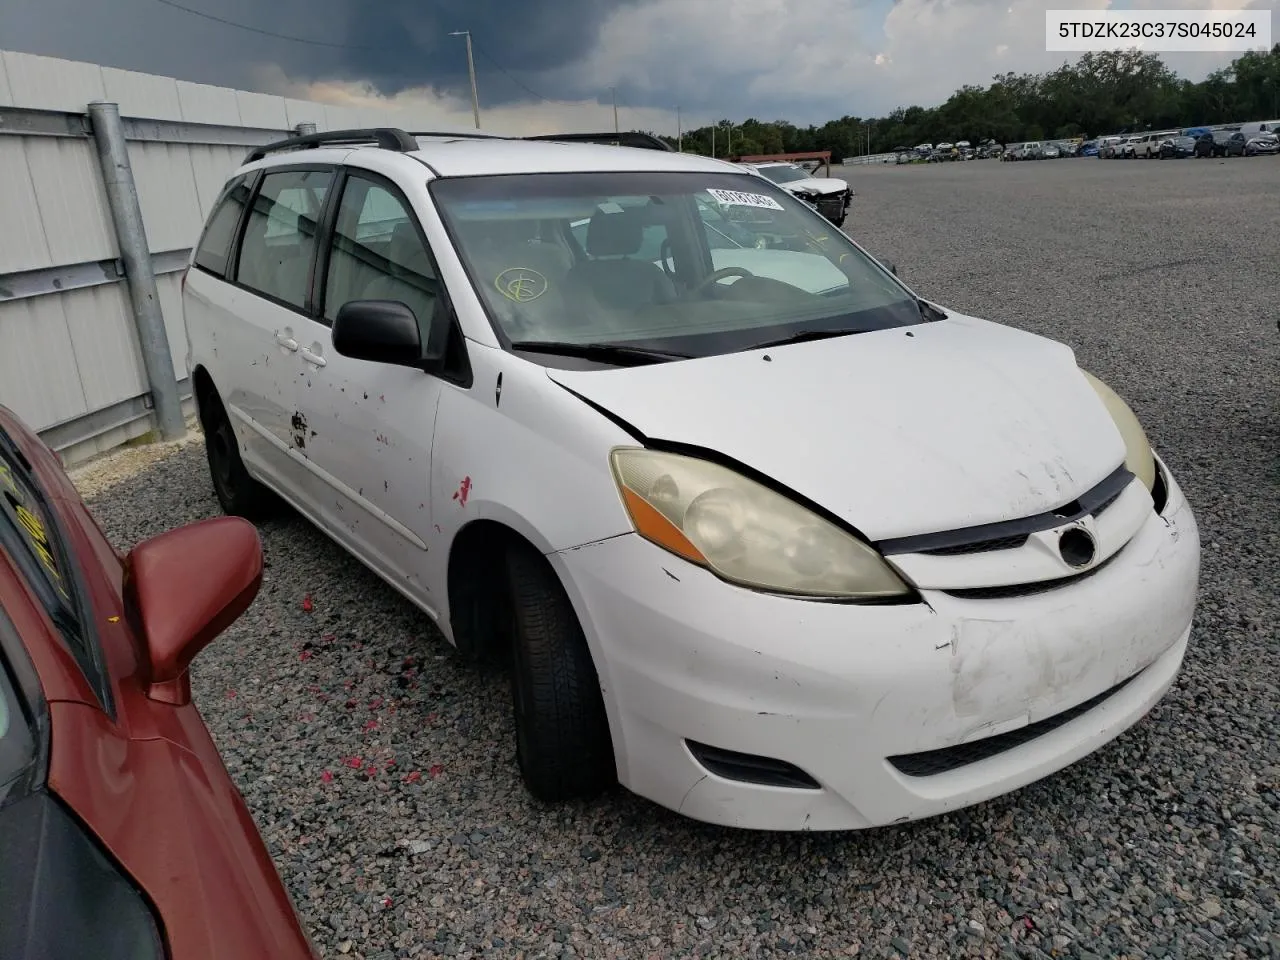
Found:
<box><xmin>652</xmin><ymin>45</ymin><xmax>1280</xmax><ymax>161</ymax></box>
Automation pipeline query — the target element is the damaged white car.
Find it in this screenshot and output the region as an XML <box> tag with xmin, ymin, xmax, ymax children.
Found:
<box><xmin>183</xmin><ymin>127</ymin><xmax>1200</xmax><ymax>832</ymax></box>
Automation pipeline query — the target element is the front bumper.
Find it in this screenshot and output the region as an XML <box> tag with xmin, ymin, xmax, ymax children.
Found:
<box><xmin>552</xmin><ymin>457</ymin><xmax>1199</xmax><ymax>831</ymax></box>
<box><xmin>796</xmin><ymin>190</ymin><xmax>849</xmax><ymax>223</ymax></box>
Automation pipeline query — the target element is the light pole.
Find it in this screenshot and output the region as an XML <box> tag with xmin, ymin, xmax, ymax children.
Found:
<box><xmin>609</xmin><ymin>87</ymin><xmax>619</xmax><ymax>136</ymax></box>
<box><xmin>677</xmin><ymin>105</ymin><xmax>682</xmax><ymax>152</ymax></box>
<box><xmin>449</xmin><ymin>30</ymin><xmax>481</xmax><ymax>129</ymax></box>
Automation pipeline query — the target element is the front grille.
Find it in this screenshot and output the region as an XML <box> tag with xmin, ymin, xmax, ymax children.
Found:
<box><xmin>686</xmin><ymin>741</ymin><xmax>820</xmax><ymax>790</ymax></box>
<box><xmin>878</xmin><ymin>464</ymin><xmax>1134</xmax><ymax>558</ymax></box>
<box><xmin>943</xmin><ymin>543</ymin><xmax>1124</xmax><ymax>600</ymax></box>
<box><xmin>886</xmin><ymin>669</ymin><xmax>1143</xmax><ymax>777</ymax></box>
<box><xmin>921</xmin><ymin>533</ymin><xmax>1028</xmax><ymax>556</ymax></box>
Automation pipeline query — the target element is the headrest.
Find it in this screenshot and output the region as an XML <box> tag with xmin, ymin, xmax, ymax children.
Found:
<box><xmin>585</xmin><ymin>208</ymin><xmax>642</xmax><ymax>257</ymax></box>
<box><xmin>388</xmin><ymin>221</ymin><xmax>431</xmax><ymax>277</ymax></box>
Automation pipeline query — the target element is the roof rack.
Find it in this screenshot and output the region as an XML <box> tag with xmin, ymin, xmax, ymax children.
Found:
<box><xmin>523</xmin><ymin>131</ymin><xmax>674</xmax><ymax>152</ymax></box>
<box><xmin>407</xmin><ymin>130</ymin><xmax>506</xmax><ymax>140</ymax></box>
<box><xmin>244</xmin><ymin>127</ymin><xmax>420</xmax><ymax>163</ymax></box>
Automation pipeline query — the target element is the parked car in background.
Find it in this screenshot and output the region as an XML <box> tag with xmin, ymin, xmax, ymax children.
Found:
<box><xmin>0</xmin><ymin>405</ymin><xmax>317</xmax><ymax>959</ymax></box>
<box><xmin>743</xmin><ymin>161</ymin><xmax>852</xmax><ymax>226</ymax></box>
<box><xmin>1223</xmin><ymin>131</ymin><xmax>1250</xmax><ymax>157</ymax></box>
<box><xmin>1245</xmin><ymin>132</ymin><xmax>1278</xmax><ymax>156</ymax></box>
<box><xmin>1098</xmin><ymin>136</ymin><xmax>1124</xmax><ymax>158</ymax></box>
<box><xmin>1120</xmin><ymin>136</ymin><xmax>1142</xmax><ymax>158</ymax></box>
<box><xmin>1194</xmin><ymin>130</ymin><xmax>1234</xmax><ymax>157</ymax></box>
<box><xmin>1080</xmin><ymin>140</ymin><xmax>1099</xmax><ymax>157</ymax></box>
<box><xmin>1159</xmin><ymin>135</ymin><xmax>1197</xmax><ymax>159</ymax></box>
<box><xmin>1041</xmin><ymin>144</ymin><xmax>1061</xmax><ymax>160</ymax></box>
<box><xmin>182</xmin><ymin>126</ymin><xmax>1200</xmax><ymax>833</ymax></box>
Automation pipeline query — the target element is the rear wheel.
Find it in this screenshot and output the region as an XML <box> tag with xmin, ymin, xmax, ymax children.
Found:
<box><xmin>200</xmin><ymin>388</ymin><xmax>280</xmax><ymax>521</ymax></box>
<box><xmin>505</xmin><ymin>542</ymin><xmax>615</xmax><ymax>802</ymax></box>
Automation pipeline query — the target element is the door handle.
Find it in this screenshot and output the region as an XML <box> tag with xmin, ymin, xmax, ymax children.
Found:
<box><xmin>276</xmin><ymin>334</ymin><xmax>299</xmax><ymax>351</ymax></box>
<box><xmin>301</xmin><ymin>347</ymin><xmax>327</xmax><ymax>367</ymax></box>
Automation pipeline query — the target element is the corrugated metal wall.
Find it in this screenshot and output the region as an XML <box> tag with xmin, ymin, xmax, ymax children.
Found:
<box><xmin>0</xmin><ymin>49</ymin><xmax>426</xmax><ymax>464</ymax></box>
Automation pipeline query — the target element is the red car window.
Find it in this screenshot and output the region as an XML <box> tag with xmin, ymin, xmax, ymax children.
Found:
<box><xmin>0</xmin><ymin>447</ymin><xmax>111</xmax><ymax>714</ymax></box>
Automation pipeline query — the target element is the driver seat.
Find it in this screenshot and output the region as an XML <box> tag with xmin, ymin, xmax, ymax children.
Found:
<box><xmin>565</xmin><ymin>208</ymin><xmax>676</xmax><ymax>310</ymax></box>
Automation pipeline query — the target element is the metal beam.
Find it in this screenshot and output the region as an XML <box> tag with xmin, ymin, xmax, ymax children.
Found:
<box><xmin>0</xmin><ymin>249</ymin><xmax>191</xmax><ymax>303</ymax></box>
<box><xmin>37</xmin><ymin>379</ymin><xmax>193</xmax><ymax>455</ymax></box>
<box><xmin>0</xmin><ymin>106</ymin><xmax>89</xmax><ymax>138</ymax></box>
<box><xmin>0</xmin><ymin>104</ymin><xmax>288</xmax><ymax>146</ymax></box>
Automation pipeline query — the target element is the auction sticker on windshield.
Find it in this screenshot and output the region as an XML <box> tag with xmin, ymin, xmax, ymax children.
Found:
<box><xmin>707</xmin><ymin>189</ymin><xmax>784</xmax><ymax>211</ymax></box>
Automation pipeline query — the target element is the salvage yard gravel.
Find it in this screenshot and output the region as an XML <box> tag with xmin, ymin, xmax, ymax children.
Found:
<box><xmin>77</xmin><ymin>156</ymin><xmax>1278</xmax><ymax>959</ymax></box>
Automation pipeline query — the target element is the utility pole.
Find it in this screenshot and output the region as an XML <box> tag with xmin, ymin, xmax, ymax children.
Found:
<box><xmin>711</xmin><ymin>125</ymin><xmax>716</xmax><ymax>158</ymax></box>
<box><xmin>610</xmin><ymin>87</ymin><xmax>619</xmax><ymax>136</ymax></box>
<box><xmin>677</xmin><ymin>105</ymin><xmax>682</xmax><ymax>152</ymax></box>
<box><xmin>450</xmin><ymin>31</ymin><xmax>481</xmax><ymax>129</ymax></box>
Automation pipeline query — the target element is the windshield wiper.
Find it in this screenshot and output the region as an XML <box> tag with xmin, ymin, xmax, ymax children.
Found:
<box><xmin>917</xmin><ymin>298</ymin><xmax>947</xmax><ymax>322</ymax></box>
<box><xmin>744</xmin><ymin>329</ymin><xmax>860</xmax><ymax>351</ymax></box>
<box><xmin>508</xmin><ymin>340</ymin><xmax>691</xmax><ymax>365</ymax></box>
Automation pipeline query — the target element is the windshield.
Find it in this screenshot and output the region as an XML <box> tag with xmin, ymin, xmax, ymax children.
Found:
<box><xmin>754</xmin><ymin>164</ymin><xmax>809</xmax><ymax>185</ymax></box>
<box><xmin>0</xmin><ymin>643</ymin><xmax>37</xmax><ymax>807</ymax></box>
<box><xmin>431</xmin><ymin>171</ymin><xmax>920</xmax><ymax>359</ymax></box>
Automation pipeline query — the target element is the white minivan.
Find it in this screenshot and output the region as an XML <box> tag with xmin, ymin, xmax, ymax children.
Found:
<box><xmin>182</xmin><ymin>128</ymin><xmax>1200</xmax><ymax>831</ymax></box>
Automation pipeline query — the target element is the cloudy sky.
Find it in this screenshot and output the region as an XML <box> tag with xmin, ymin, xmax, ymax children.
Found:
<box><xmin>1</xmin><ymin>0</ymin><xmax>1275</xmax><ymax>135</ymax></box>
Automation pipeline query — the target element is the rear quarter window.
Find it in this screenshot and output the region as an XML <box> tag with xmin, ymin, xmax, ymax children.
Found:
<box><xmin>193</xmin><ymin>174</ymin><xmax>252</xmax><ymax>278</ymax></box>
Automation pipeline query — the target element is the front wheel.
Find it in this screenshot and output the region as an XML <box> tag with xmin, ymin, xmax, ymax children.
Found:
<box><xmin>200</xmin><ymin>389</ymin><xmax>281</xmax><ymax>521</ymax></box>
<box><xmin>505</xmin><ymin>543</ymin><xmax>615</xmax><ymax>802</ymax></box>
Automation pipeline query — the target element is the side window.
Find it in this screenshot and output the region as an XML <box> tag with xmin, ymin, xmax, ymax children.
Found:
<box><xmin>234</xmin><ymin>169</ymin><xmax>332</xmax><ymax>310</ymax></box>
<box><xmin>0</xmin><ymin>448</ymin><xmax>108</xmax><ymax>712</ymax></box>
<box><xmin>192</xmin><ymin>174</ymin><xmax>250</xmax><ymax>278</ymax></box>
<box><xmin>322</xmin><ymin>176</ymin><xmax>438</xmax><ymax>326</ymax></box>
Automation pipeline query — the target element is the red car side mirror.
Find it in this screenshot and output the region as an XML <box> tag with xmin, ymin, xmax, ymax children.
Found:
<box><xmin>122</xmin><ymin>517</ymin><xmax>264</xmax><ymax>705</ymax></box>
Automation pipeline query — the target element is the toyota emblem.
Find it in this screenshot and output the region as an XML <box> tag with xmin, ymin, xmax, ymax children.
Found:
<box><xmin>1058</xmin><ymin>527</ymin><xmax>1096</xmax><ymax>568</ymax></box>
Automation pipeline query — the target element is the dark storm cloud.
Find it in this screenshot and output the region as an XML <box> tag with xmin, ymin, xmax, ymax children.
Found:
<box><xmin>331</xmin><ymin>0</ymin><xmax>635</xmax><ymax>100</ymax></box>
<box><xmin>0</xmin><ymin>0</ymin><xmax>634</xmax><ymax>106</ymax></box>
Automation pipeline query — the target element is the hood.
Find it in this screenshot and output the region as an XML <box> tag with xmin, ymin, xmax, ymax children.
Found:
<box><xmin>786</xmin><ymin>177</ymin><xmax>849</xmax><ymax>196</ymax></box>
<box><xmin>546</xmin><ymin>313</ymin><xmax>1127</xmax><ymax>542</ymax></box>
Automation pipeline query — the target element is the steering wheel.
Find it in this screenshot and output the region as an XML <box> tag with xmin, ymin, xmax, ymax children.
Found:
<box><xmin>692</xmin><ymin>266</ymin><xmax>753</xmax><ymax>296</ymax></box>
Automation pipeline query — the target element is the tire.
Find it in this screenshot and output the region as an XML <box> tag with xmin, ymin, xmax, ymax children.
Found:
<box><xmin>505</xmin><ymin>542</ymin><xmax>615</xmax><ymax>802</ymax></box>
<box><xmin>200</xmin><ymin>387</ymin><xmax>280</xmax><ymax>521</ymax></box>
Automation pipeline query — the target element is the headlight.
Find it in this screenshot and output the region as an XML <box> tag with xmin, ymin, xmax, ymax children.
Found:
<box><xmin>609</xmin><ymin>448</ymin><xmax>911</xmax><ymax>599</ymax></box>
<box><xmin>1081</xmin><ymin>371</ymin><xmax>1156</xmax><ymax>491</ymax></box>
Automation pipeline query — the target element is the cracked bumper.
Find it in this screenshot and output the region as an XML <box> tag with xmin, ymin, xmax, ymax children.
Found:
<box><xmin>551</xmin><ymin>460</ymin><xmax>1200</xmax><ymax>831</ymax></box>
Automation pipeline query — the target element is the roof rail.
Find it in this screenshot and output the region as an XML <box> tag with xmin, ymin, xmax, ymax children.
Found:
<box><xmin>524</xmin><ymin>131</ymin><xmax>674</xmax><ymax>152</ymax></box>
<box><xmin>407</xmin><ymin>130</ymin><xmax>506</xmax><ymax>140</ymax></box>
<box><xmin>244</xmin><ymin>127</ymin><xmax>420</xmax><ymax>163</ymax></box>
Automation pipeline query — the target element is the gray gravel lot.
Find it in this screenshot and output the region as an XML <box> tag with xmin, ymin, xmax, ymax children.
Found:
<box><xmin>79</xmin><ymin>156</ymin><xmax>1279</xmax><ymax>959</ymax></box>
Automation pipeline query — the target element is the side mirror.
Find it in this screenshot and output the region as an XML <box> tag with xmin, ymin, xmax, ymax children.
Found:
<box><xmin>332</xmin><ymin>299</ymin><xmax>447</xmax><ymax>367</ymax></box>
<box><xmin>122</xmin><ymin>517</ymin><xmax>263</xmax><ymax>705</ymax></box>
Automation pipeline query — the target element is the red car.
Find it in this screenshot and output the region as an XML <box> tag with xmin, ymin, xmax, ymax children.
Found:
<box><xmin>0</xmin><ymin>404</ymin><xmax>315</xmax><ymax>959</ymax></box>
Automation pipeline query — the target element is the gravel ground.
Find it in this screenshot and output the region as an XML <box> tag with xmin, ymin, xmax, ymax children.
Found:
<box><xmin>76</xmin><ymin>156</ymin><xmax>1278</xmax><ymax>959</ymax></box>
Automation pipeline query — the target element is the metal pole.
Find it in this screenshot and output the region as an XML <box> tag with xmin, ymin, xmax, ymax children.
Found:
<box><xmin>451</xmin><ymin>31</ymin><xmax>481</xmax><ymax>129</ymax></box>
<box><xmin>711</xmin><ymin>126</ymin><xmax>715</xmax><ymax>158</ymax></box>
<box><xmin>611</xmin><ymin>87</ymin><xmax>619</xmax><ymax>136</ymax></box>
<box><xmin>87</xmin><ymin>101</ymin><xmax>185</xmax><ymax>442</ymax></box>
<box><xmin>465</xmin><ymin>33</ymin><xmax>480</xmax><ymax>129</ymax></box>
<box><xmin>677</xmin><ymin>106</ymin><xmax>682</xmax><ymax>152</ymax></box>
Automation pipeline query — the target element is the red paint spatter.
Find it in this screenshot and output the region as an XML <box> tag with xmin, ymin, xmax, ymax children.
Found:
<box><xmin>226</xmin><ymin>689</ymin><xmax>237</xmax><ymax>699</ymax></box>
<box><xmin>321</xmin><ymin>770</ymin><xmax>334</xmax><ymax>784</ymax></box>
<box><xmin>428</xmin><ymin>764</ymin><xmax>445</xmax><ymax>778</ymax></box>
<box><xmin>342</xmin><ymin>755</ymin><xmax>364</xmax><ymax>769</ymax></box>
<box><xmin>301</xmin><ymin>594</ymin><xmax>314</xmax><ymax>612</ymax></box>
<box><xmin>382</xmin><ymin>897</ymin><xmax>393</xmax><ymax>908</ymax></box>
<box><xmin>402</xmin><ymin>770</ymin><xmax>422</xmax><ymax>784</ymax></box>
<box><xmin>363</xmin><ymin>719</ymin><xmax>379</xmax><ymax>732</ymax></box>
<box><xmin>451</xmin><ymin>476</ymin><xmax>472</xmax><ymax>506</ymax></box>
<box><xmin>299</xmin><ymin>650</ymin><xmax>313</xmax><ymax>662</ymax></box>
